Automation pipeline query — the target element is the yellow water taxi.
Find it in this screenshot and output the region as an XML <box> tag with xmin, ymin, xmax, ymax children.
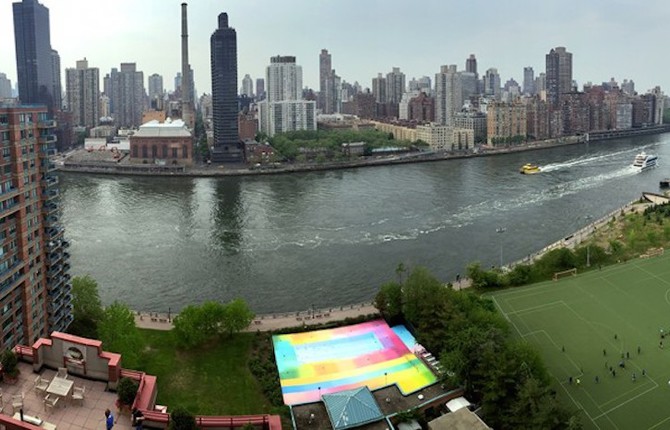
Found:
<box><xmin>520</xmin><ymin>163</ymin><xmax>541</xmax><ymax>174</ymax></box>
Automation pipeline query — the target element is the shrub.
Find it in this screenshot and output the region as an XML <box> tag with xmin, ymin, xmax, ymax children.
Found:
<box><xmin>0</xmin><ymin>349</ymin><xmax>18</xmax><ymax>378</ymax></box>
<box><xmin>168</xmin><ymin>406</ymin><xmax>197</xmax><ymax>430</ymax></box>
<box><xmin>117</xmin><ymin>377</ymin><xmax>139</xmax><ymax>406</ymax></box>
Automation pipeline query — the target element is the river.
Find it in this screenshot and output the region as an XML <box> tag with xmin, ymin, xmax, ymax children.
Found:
<box><xmin>60</xmin><ymin>134</ymin><xmax>670</xmax><ymax>313</ymax></box>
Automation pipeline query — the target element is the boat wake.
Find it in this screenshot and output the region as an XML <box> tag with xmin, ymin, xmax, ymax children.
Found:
<box><xmin>540</xmin><ymin>146</ymin><xmax>652</xmax><ymax>172</ymax></box>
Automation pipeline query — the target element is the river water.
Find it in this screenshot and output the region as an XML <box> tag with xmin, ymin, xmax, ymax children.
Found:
<box><xmin>60</xmin><ymin>134</ymin><xmax>670</xmax><ymax>313</ymax></box>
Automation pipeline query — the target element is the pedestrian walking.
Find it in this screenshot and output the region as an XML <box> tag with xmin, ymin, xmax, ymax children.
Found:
<box><xmin>576</xmin><ymin>378</ymin><xmax>581</xmax><ymax>386</ymax></box>
<box><xmin>603</xmin><ymin>348</ymin><xmax>607</xmax><ymax>356</ymax></box>
<box><xmin>638</xmin><ymin>346</ymin><xmax>641</xmax><ymax>354</ymax></box>
<box><xmin>569</xmin><ymin>376</ymin><xmax>573</xmax><ymax>384</ymax></box>
<box><xmin>626</xmin><ymin>351</ymin><xmax>630</xmax><ymax>359</ymax></box>
<box><xmin>643</xmin><ymin>369</ymin><xmax>646</xmax><ymax>376</ymax></box>
<box><xmin>595</xmin><ymin>375</ymin><xmax>599</xmax><ymax>384</ymax></box>
<box><xmin>660</xmin><ymin>340</ymin><xmax>664</xmax><ymax>349</ymax></box>
<box><xmin>632</xmin><ymin>373</ymin><xmax>636</xmax><ymax>382</ymax></box>
<box><xmin>613</xmin><ymin>369</ymin><xmax>616</xmax><ymax>377</ymax></box>
<box><xmin>615</xmin><ymin>334</ymin><xmax>618</xmax><ymax>340</ymax></box>
<box><xmin>562</xmin><ymin>345</ymin><xmax>565</xmax><ymax>352</ymax></box>
<box><xmin>105</xmin><ymin>409</ymin><xmax>114</xmax><ymax>430</ymax></box>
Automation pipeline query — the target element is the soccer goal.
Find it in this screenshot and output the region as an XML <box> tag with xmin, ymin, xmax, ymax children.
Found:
<box><xmin>553</xmin><ymin>268</ymin><xmax>577</xmax><ymax>281</ymax></box>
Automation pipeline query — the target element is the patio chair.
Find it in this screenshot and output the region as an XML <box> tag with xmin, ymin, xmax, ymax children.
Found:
<box><xmin>44</xmin><ymin>393</ymin><xmax>59</xmax><ymax>412</ymax></box>
<box><xmin>11</xmin><ymin>393</ymin><xmax>23</xmax><ymax>414</ymax></box>
<box><xmin>72</xmin><ymin>385</ymin><xmax>85</xmax><ymax>405</ymax></box>
<box><xmin>56</xmin><ymin>367</ymin><xmax>68</xmax><ymax>379</ymax></box>
<box><xmin>35</xmin><ymin>375</ymin><xmax>49</xmax><ymax>395</ymax></box>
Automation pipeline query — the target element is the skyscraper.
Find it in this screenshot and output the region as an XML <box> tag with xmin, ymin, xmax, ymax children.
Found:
<box><xmin>210</xmin><ymin>12</ymin><xmax>243</xmax><ymax>163</ymax></box>
<box><xmin>0</xmin><ymin>74</ymin><xmax>12</xmax><ymax>99</ymax></box>
<box><xmin>386</xmin><ymin>67</ymin><xmax>406</xmax><ymax>105</ymax></box>
<box><xmin>523</xmin><ymin>67</ymin><xmax>535</xmax><ymax>95</ymax></box>
<box><xmin>319</xmin><ymin>49</ymin><xmax>332</xmax><ymax>112</ymax></box>
<box><xmin>372</xmin><ymin>74</ymin><xmax>387</xmax><ymax>104</ymax></box>
<box><xmin>258</xmin><ymin>56</ymin><xmax>316</xmax><ymax>136</ymax></box>
<box><xmin>148</xmin><ymin>73</ymin><xmax>164</xmax><ymax>101</ymax></box>
<box><xmin>108</xmin><ymin>63</ymin><xmax>145</xmax><ymax>128</ymax></box>
<box><xmin>466</xmin><ymin>54</ymin><xmax>477</xmax><ymax>77</ymax></box>
<box><xmin>483</xmin><ymin>68</ymin><xmax>501</xmax><ymax>99</ymax></box>
<box><xmin>0</xmin><ymin>105</ymin><xmax>73</xmax><ymax>346</ymax></box>
<box><xmin>65</xmin><ymin>58</ymin><xmax>100</xmax><ymax>128</ymax></box>
<box><xmin>241</xmin><ymin>74</ymin><xmax>254</xmax><ymax>98</ymax></box>
<box><xmin>255</xmin><ymin>78</ymin><xmax>265</xmax><ymax>101</ymax></box>
<box><xmin>50</xmin><ymin>49</ymin><xmax>62</xmax><ymax>110</ymax></box>
<box><xmin>546</xmin><ymin>46</ymin><xmax>572</xmax><ymax>107</ymax></box>
<box><xmin>13</xmin><ymin>0</ymin><xmax>60</xmax><ymax>112</ymax></box>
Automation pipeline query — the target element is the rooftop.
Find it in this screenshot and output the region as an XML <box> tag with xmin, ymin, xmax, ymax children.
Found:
<box><xmin>0</xmin><ymin>362</ymin><xmax>133</xmax><ymax>429</ymax></box>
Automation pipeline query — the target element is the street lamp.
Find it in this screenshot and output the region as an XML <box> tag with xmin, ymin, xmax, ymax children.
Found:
<box><xmin>496</xmin><ymin>227</ymin><xmax>506</xmax><ymax>269</ymax></box>
<box><xmin>584</xmin><ymin>216</ymin><xmax>593</xmax><ymax>267</ymax></box>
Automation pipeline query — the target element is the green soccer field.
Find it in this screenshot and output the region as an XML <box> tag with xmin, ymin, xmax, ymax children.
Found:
<box><xmin>491</xmin><ymin>252</ymin><xmax>670</xmax><ymax>430</ymax></box>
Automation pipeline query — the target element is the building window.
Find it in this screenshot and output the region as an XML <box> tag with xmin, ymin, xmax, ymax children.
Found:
<box><xmin>172</xmin><ymin>148</ymin><xmax>177</xmax><ymax>158</ymax></box>
<box><xmin>162</xmin><ymin>145</ymin><xmax>168</xmax><ymax>158</ymax></box>
<box><xmin>142</xmin><ymin>146</ymin><xmax>148</xmax><ymax>158</ymax></box>
<box><xmin>132</xmin><ymin>145</ymin><xmax>138</xmax><ymax>158</ymax></box>
<box><xmin>182</xmin><ymin>145</ymin><xmax>188</xmax><ymax>159</ymax></box>
<box><xmin>152</xmin><ymin>145</ymin><xmax>158</xmax><ymax>158</ymax></box>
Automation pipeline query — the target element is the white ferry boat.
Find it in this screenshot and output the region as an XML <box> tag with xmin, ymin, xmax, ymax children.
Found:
<box><xmin>632</xmin><ymin>152</ymin><xmax>658</xmax><ymax>171</ymax></box>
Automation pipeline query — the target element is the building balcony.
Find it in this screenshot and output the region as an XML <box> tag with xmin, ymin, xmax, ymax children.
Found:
<box><xmin>38</xmin><ymin>119</ymin><xmax>56</xmax><ymax>129</ymax></box>
<box><xmin>43</xmin><ymin>188</ymin><xmax>59</xmax><ymax>201</ymax></box>
<box><xmin>63</xmin><ymin>251</ymin><xmax>71</xmax><ymax>261</ymax></box>
<box><xmin>62</xmin><ymin>239</ymin><xmax>70</xmax><ymax>248</ymax></box>
<box><xmin>46</xmin><ymin>237</ymin><xmax>64</xmax><ymax>252</ymax></box>
<box><xmin>0</xmin><ymin>270</ymin><xmax>25</xmax><ymax>295</ymax></box>
<box><xmin>45</xmin><ymin>227</ymin><xmax>64</xmax><ymax>239</ymax></box>
<box><xmin>63</xmin><ymin>262</ymin><xmax>70</xmax><ymax>272</ymax></box>
<box><xmin>42</xmin><ymin>161</ymin><xmax>57</xmax><ymax>172</ymax></box>
<box><xmin>47</xmin><ymin>251</ymin><xmax>63</xmax><ymax>265</ymax></box>
<box><xmin>44</xmin><ymin>215</ymin><xmax>60</xmax><ymax>228</ymax></box>
<box><xmin>41</xmin><ymin>175</ymin><xmax>58</xmax><ymax>188</ymax></box>
<box><xmin>43</xmin><ymin>201</ymin><xmax>60</xmax><ymax>216</ymax></box>
<box><xmin>38</xmin><ymin>134</ymin><xmax>57</xmax><ymax>145</ymax></box>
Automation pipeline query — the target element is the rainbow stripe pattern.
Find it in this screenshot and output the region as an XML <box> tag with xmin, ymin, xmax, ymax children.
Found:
<box><xmin>272</xmin><ymin>320</ymin><xmax>437</xmax><ymax>405</ymax></box>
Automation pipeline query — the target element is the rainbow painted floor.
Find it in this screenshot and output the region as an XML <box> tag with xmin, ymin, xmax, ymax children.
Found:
<box><xmin>272</xmin><ymin>320</ymin><xmax>437</xmax><ymax>405</ymax></box>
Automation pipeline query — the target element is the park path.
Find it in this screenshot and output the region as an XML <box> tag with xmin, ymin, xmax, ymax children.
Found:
<box><xmin>134</xmin><ymin>279</ymin><xmax>473</xmax><ymax>332</ymax></box>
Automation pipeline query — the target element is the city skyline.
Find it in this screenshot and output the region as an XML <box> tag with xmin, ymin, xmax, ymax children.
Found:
<box><xmin>0</xmin><ymin>0</ymin><xmax>668</xmax><ymax>97</ymax></box>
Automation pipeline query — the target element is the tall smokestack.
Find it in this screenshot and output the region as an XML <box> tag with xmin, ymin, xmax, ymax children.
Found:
<box><xmin>181</xmin><ymin>2</ymin><xmax>193</xmax><ymax>128</ymax></box>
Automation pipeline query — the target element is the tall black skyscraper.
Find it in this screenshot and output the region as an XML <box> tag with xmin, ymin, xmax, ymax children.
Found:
<box><xmin>13</xmin><ymin>0</ymin><xmax>59</xmax><ymax>112</ymax></box>
<box><xmin>210</xmin><ymin>13</ymin><xmax>243</xmax><ymax>163</ymax></box>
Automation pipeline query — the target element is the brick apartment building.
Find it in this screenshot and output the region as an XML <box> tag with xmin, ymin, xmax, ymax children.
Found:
<box><xmin>0</xmin><ymin>105</ymin><xmax>72</xmax><ymax>348</ymax></box>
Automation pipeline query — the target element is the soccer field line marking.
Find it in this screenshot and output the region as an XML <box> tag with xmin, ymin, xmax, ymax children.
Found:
<box><xmin>592</xmin><ymin>383</ymin><xmax>658</xmax><ymax>421</ymax></box>
<box><xmin>647</xmin><ymin>413</ymin><xmax>670</xmax><ymax>430</ymax></box>
<box><xmin>554</xmin><ymin>375</ymin><xmax>603</xmax><ymax>430</ymax></box>
<box><xmin>598</xmin><ymin>378</ymin><xmax>658</xmax><ymax>409</ymax></box>
<box><xmin>524</xmin><ymin>327</ymin><xmax>583</xmax><ymax>374</ymax></box>
<box><xmin>491</xmin><ymin>295</ymin><xmax>525</xmax><ymax>339</ymax></box>
<box><xmin>633</xmin><ymin>263</ymin><xmax>670</xmax><ymax>287</ymax></box>
<box><xmin>580</xmin><ymin>387</ymin><xmax>620</xmax><ymax>430</ymax></box>
<box><xmin>503</xmin><ymin>300</ymin><xmax>564</xmax><ymax>316</ymax></box>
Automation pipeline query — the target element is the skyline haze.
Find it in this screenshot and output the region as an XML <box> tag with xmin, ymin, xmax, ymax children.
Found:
<box><xmin>1</xmin><ymin>0</ymin><xmax>668</xmax><ymax>98</ymax></box>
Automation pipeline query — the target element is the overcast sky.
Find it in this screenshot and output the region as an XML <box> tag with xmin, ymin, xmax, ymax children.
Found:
<box><xmin>1</xmin><ymin>0</ymin><xmax>669</xmax><ymax>97</ymax></box>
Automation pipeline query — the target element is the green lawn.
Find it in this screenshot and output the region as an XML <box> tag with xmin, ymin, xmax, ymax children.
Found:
<box><xmin>491</xmin><ymin>251</ymin><xmax>670</xmax><ymax>430</ymax></box>
<box><xmin>136</xmin><ymin>329</ymin><xmax>274</xmax><ymax>415</ymax></box>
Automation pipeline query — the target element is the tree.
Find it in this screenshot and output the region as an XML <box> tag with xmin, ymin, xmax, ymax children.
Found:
<box><xmin>168</xmin><ymin>407</ymin><xmax>197</xmax><ymax>430</ymax></box>
<box><xmin>69</xmin><ymin>275</ymin><xmax>104</xmax><ymax>339</ymax></box>
<box><xmin>222</xmin><ymin>299</ymin><xmax>255</xmax><ymax>336</ymax></box>
<box><xmin>173</xmin><ymin>299</ymin><xmax>254</xmax><ymax>347</ymax></box>
<box><xmin>172</xmin><ymin>304</ymin><xmax>209</xmax><ymax>348</ymax></box>
<box><xmin>374</xmin><ymin>282</ymin><xmax>403</xmax><ymax>319</ymax></box>
<box><xmin>98</xmin><ymin>302</ymin><xmax>142</xmax><ymax>368</ymax></box>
